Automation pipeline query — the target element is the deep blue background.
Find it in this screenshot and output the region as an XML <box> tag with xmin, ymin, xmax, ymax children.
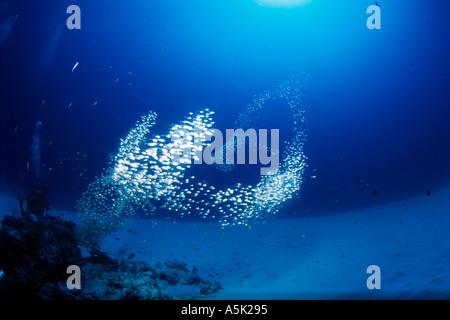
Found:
<box><xmin>1</xmin><ymin>0</ymin><xmax>449</xmax><ymax>216</ymax></box>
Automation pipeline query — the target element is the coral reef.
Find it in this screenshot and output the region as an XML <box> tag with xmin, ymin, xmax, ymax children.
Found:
<box><xmin>83</xmin><ymin>256</ymin><xmax>221</xmax><ymax>300</ymax></box>
<box><xmin>0</xmin><ymin>214</ymin><xmax>88</xmax><ymax>299</ymax></box>
<box><xmin>0</xmin><ymin>213</ymin><xmax>221</xmax><ymax>299</ymax></box>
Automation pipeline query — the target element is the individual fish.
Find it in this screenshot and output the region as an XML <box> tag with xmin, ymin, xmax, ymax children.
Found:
<box><xmin>92</xmin><ymin>101</ymin><xmax>98</xmax><ymax>106</ymax></box>
<box><xmin>67</xmin><ymin>102</ymin><xmax>72</xmax><ymax>109</ymax></box>
<box><xmin>72</xmin><ymin>61</ymin><xmax>79</xmax><ymax>73</ymax></box>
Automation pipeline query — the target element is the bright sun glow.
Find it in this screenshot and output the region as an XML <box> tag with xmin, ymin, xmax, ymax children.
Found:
<box><xmin>255</xmin><ymin>0</ymin><xmax>311</xmax><ymax>8</ymax></box>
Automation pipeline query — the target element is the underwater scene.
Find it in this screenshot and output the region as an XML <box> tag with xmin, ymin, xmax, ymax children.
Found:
<box><xmin>0</xmin><ymin>0</ymin><xmax>449</xmax><ymax>303</ymax></box>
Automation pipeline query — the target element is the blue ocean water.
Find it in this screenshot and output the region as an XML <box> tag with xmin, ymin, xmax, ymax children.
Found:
<box><xmin>0</xmin><ymin>0</ymin><xmax>449</xmax><ymax>300</ymax></box>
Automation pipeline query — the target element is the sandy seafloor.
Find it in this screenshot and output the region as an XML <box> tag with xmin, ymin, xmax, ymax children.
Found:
<box><xmin>0</xmin><ymin>184</ymin><xmax>449</xmax><ymax>300</ymax></box>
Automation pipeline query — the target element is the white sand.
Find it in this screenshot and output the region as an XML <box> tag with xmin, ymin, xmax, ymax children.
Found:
<box><xmin>1</xmin><ymin>184</ymin><xmax>449</xmax><ymax>299</ymax></box>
